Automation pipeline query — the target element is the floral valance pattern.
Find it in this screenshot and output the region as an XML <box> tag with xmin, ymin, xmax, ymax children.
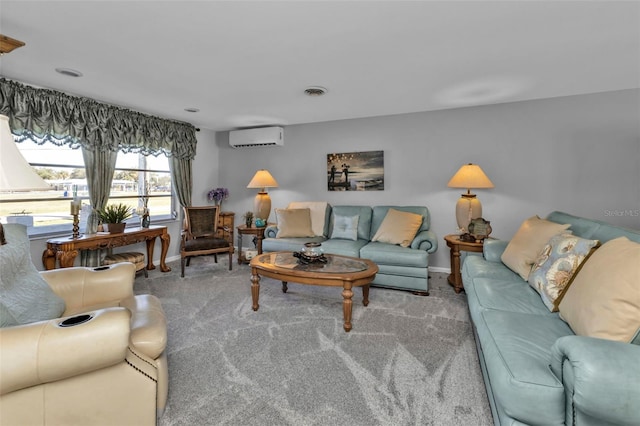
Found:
<box><xmin>0</xmin><ymin>78</ymin><xmax>197</xmax><ymax>159</ymax></box>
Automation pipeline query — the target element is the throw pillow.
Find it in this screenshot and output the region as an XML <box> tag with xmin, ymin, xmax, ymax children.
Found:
<box><xmin>287</xmin><ymin>201</ymin><xmax>328</xmax><ymax>237</ymax></box>
<box><xmin>558</xmin><ymin>237</ymin><xmax>640</xmax><ymax>343</ymax></box>
<box><xmin>274</xmin><ymin>208</ymin><xmax>315</xmax><ymax>238</ymax></box>
<box><xmin>330</xmin><ymin>214</ymin><xmax>359</xmax><ymax>241</ymax></box>
<box><xmin>371</xmin><ymin>208</ymin><xmax>423</xmax><ymax>248</ymax></box>
<box><xmin>528</xmin><ymin>233</ymin><xmax>600</xmax><ymax>311</ymax></box>
<box><xmin>501</xmin><ymin>216</ymin><xmax>571</xmax><ymax>280</ymax></box>
<box><xmin>0</xmin><ymin>224</ymin><xmax>66</xmax><ymax>327</ymax></box>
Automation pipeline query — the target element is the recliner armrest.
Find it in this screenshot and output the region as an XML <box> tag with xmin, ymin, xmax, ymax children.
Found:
<box><xmin>41</xmin><ymin>263</ymin><xmax>135</xmax><ymax>312</ymax></box>
<box><xmin>120</xmin><ymin>294</ymin><xmax>167</xmax><ymax>359</ymax></box>
<box><xmin>550</xmin><ymin>335</ymin><xmax>640</xmax><ymax>425</ymax></box>
<box><xmin>0</xmin><ymin>307</ymin><xmax>130</xmax><ymax>395</ymax></box>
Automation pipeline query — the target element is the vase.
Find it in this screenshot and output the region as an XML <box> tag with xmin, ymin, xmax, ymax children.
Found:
<box><xmin>142</xmin><ymin>211</ymin><xmax>150</xmax><ymax>228</ymax></box>
<box><xmin>245</xmin><ymin>217</ymin><xmax>252</xmax><ymax>228</ymax></box>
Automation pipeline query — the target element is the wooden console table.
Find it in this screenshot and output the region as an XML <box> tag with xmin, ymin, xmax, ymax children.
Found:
<box><xmin>43</xmin><ymin>225</ymin><xmax>171</xmax><ymax>272</ymax></box>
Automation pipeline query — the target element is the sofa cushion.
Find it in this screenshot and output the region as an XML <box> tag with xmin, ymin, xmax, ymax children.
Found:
<box><xmin>0</xmin><ymin>224</ymin><xmax>66</xmax><ymax>327</ymax></box>
<box><xmin>528</xmin><ymin>233</ymin><xmax>600</xmax><ymax>312</ymax></box>
<box><xmin>559</xmin><ymin>237</ymin><xmax>640</xmax><ymax>343</ymax></box>
<box><xmin>466</xmin><ymin>277</ymin><xmax>554</xmax><ymax>317</ymax></box>
<box><xmin>320</xmin><ymin>239</ymin><xmax>368</xmax><ymax>258</ymax></box>
<box><xmin>371</xmin><ymin>208</ymin><xmax>422</xmax><ymax>247</ymax></box>
<box><xmin>501</xmin><ymin>215</ymin><xmax>570</xmax><ymax>280</ymax></box>
<box><xmin>476</xmin><ymin>309</ymin><xmax>570</xmax><ymax>426</ymax></box>
<box><xmin>329</xmin><ymin>214</ymin><xmax>359</xmax><ymax>241</ymax></box>
<box><xmin>360</xmin><ymin>241</ymin><xmax>427</xmax><ymax>268</ymax></box>
<box><xmin>274</xmin><ymin>208</ymin><xmax>315</xmax><ymax>238</ymax></box>
<box><xmin>287</xmin><ymin>201</ymin><xmax>329</xmax><ymax>237</ymax></box>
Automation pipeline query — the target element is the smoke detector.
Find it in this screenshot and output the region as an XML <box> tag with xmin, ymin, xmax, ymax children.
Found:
<box><xmin>55</xmin><ymin>68</ymin><xmax>83</xmax><ymax>77</ymax></box>
<box><xmin>304</xmin><ymin>86</ymin><xmax>328</xmax><ymax>96</ymax></box>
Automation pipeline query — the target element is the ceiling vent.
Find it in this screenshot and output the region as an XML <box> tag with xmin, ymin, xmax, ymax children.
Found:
<box><xmin>304</xmin><ymin>86</ymin><xmax>327</xmax><ymax>96</ymax></box>
<box><xmin>229</xmin><ymin>126</ymin><xmax>284</xmax><ymax>148</ymax></box>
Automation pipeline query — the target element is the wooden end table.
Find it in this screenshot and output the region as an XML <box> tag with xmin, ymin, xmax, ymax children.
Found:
<box><xmin>444</xmin><ymin>234</ymin><xmax>485</xmax><ymax>294</ymax></box>
<box><xmin>236</xmin><ymin>225</ymin><xmax>266</xmax><ymax>264</ymax></box>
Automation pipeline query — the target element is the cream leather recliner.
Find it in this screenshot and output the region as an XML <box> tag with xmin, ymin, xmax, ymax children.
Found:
<box><xmin>0</xmin><ymin>225</ymin><xmax>168</xmax><ymax>425</ymax></box>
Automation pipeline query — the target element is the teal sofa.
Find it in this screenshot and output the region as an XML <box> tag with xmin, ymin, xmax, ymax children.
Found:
<box><xmin>262</xmin><ymin>205</ymin><xmax>438</xmax><ymax>294</ymax></box>
<box><xmin>461</xmin><ymin>211</ymin><xmax>640</xmax><ymax>425</ymax></box>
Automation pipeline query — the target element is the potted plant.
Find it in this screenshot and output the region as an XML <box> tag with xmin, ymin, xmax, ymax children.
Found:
<box><xmin>98</xmin><ymin>203</ymin><xmax>133</xmax><ymax>234</ymax></box>
<box><xmin>243</xmin><ymin>211</ymin><xmax>254</xmax><ymax>228</ymax></box>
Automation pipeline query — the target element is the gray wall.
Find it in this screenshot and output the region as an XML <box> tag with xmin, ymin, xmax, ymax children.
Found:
<box><xmin>197</xmin><ymin>89</ymin><xmax>639</xmax><ymax>270</ymax></box>
<box><xmin>29</xmin><ymin>89</ymin><xmax>639</xmax><ymax>271</ymax></box>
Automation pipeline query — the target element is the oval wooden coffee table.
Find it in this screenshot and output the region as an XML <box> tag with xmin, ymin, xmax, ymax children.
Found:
<box><xmin>250</xmin><ymin>252</ymin><xmax>378</xmax><ymax>332</ymax></box>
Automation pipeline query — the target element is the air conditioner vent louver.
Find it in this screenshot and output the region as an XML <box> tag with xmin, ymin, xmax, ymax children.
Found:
<box><xmin>229</xmin><ymin>127</ymin><xmax>284</xmax><ymax>148</ymax></box>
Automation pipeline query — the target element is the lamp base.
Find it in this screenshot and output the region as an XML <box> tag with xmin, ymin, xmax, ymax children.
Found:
<box><xmin>254</xmin><ymin>192</ymin><xmax>271</xmax><ymax>221</ymax></box>
<box><xmin>455</xmin><ymin>194</ymin><xmax>482</xmax><ymax>232</ymax></box>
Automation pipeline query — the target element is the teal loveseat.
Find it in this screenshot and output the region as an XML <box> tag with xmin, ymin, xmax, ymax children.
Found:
<box><xmin>461</xmin><ymin>211</ymin><xmax>640</xmax><ymax>425</ymax></box>
<box><xmin>262</xmin><ymin>205</ymin><xmax>438</xmax><ymax>294</ymax></box>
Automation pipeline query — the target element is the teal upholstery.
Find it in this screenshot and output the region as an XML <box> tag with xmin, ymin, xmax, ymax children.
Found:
<box><xmin>0</xmin><ymin>224</ymin><xmax>65</xmax><ymax>327</ymax></box>
<box><xmin>263</xmin><ymin>204</ymin><xmax>438</xmax><ymax>293</ymax></box>
<box><xmin>462</xmin><ymin>211</ymin><xmax>640</xmax><ymax>425</ymax></box>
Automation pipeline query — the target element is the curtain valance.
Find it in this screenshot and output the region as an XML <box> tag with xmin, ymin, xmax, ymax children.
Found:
<box><xmin>0</xmin><ymin>78</ymin><xmax>197</xmax><ymax>160</ymax></box>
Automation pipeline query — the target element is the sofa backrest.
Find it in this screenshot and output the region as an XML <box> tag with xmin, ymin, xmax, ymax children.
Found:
<box><xmin>547</xmin><ymin>211</ymin><xmax>640</xmax><ymax>244</ymax></box>
<box><xmin>370</xmin><ymin>206</ymin><xmax>431</xmax><ymax>240</ymax></box>
<box><xmin>329</xmin><ymin>206</ymin><xmax>373</xmax><ymax>240</ymax></box>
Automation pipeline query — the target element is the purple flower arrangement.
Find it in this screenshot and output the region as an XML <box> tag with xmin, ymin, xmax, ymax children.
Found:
<box><xmin>207</xmin><ymin>187</ymin><xmax>229</xmax><ymax>203</ymax></box>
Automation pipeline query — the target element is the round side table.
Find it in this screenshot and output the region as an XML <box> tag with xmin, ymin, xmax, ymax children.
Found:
<box><xmin>444</xmin><ymin>234</ymin><xmax>485</xmax><ymax>293</ymax></box>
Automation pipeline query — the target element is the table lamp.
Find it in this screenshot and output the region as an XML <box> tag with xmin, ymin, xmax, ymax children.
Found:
<box><xmin>447</xmin><ymin>163</ymin><xmax>494</xmax><ymax>232</ymax></box>
<box><xmin>247</xmin><ymin>169</ymin><xmax>278</xmax><ymax>221</ymax></box>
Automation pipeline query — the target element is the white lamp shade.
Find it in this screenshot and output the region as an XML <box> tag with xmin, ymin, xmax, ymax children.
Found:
<box><xmin>0</xmin><ymin>114</ymin><xmax>51</xmax><ymax>191</ymax></box>
<box><xmin>247</xmin><ymin>169</ymin><xmax>278</xmax><ymax>190</ymax></box>
<box><xmin>447</xmin><ymin>163</ymin><xmax>494</xmax><ymax>191</ymax></box>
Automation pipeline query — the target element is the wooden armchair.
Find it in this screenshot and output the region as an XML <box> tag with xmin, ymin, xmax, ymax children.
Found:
<box><xmin>181</xmin><ymin>206</ymin><xmax>233</xmax><ymax>277</ymax></box>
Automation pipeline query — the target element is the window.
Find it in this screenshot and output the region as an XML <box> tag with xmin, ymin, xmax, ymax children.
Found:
<box><xmin>0</xmin><ymin>139</ymin><xmax>175</xmax><ymax>236</ymax></box>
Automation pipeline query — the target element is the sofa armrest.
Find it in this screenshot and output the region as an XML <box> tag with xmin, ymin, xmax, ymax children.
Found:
<box><xmin>0</xmin><ymin>307</ymin><xmax>130</xmax><ymax>395</ymax></box>
<box><xmin>40</xmin><ymin>263</ymin><xmax>135</xmax><ymax>312</ymax></box>
<box><xmin>483</xmin><ymin>239</ymin><xmax>509</xmax><ymax>262</ymax></box>
<box><xmin>265</xmin><ymin>225</ymin><xmax>278</xmax><ymax>238</ymax></box>
<box><xmin>120</xmin><ymin>294</ymin><xmax>167</xmax><ymax>359</ymax></box>
<box><xmin>410</xmin><ymin>230</ymin><xmax>438</xmax><ymax>253</ymax></box>
<box><xmin>550</xmin><ymin>335</ymin><xmax>640</xmax><ymax>425</ymax></box>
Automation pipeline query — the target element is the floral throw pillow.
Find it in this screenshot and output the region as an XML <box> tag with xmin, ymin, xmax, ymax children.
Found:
<box><xmin>528</xmin><ymin>233</ymin><xmax>599</xmax><ymax>311</ymax></box>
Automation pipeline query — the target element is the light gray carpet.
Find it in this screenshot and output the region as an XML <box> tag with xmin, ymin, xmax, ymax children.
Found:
<box><xmin>135</xmin><ymin>256</ymin><xmax>493</xmax><ymax>426</ymax></box>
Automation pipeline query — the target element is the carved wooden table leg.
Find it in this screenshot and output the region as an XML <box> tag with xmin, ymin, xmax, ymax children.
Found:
<box><xmin>159</xmin><ymin>232</ymin><xmax>171</xmax><ymax>272</ymax></box>
<box><xmin>42</xmin><ymin>248</ymin><xmax>57</xmax><ymax>270</ymax></box>
<box><xmin>251</xmin><ymin>269</ymin><xmax>260</xmax><ymax>311</ymax></box>
<box><xmin>146</xmin><ymin>237</ymin><xmax>157</xmax><ymax>270</ymax></box>
<box><xmin>342</xmin><ymin>282</ymin><xmax>354</xmax><ymax>332</ymax></box>
<box><xmin>57</xmin><ymin>249</ymin><xmax>78</xmax><ymax>268</ymax></box>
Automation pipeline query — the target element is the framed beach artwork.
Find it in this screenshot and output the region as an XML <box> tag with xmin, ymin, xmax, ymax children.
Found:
<box><xmin>327</xmin><ymin>150</ymin><xmax>384</xmax><ymax>191</ymax></box>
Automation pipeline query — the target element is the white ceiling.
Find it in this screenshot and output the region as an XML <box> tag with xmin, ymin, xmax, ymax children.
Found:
<box><xmin>1</xmin><ymin>1</ymin><xmax>638</xmax><ymax>132</ymax></box>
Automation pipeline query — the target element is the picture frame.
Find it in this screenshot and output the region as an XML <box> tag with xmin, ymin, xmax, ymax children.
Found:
<box><xmin>467</xmin><ymin>217</ymin><xmax>492</xmax><ymax>241</ymax></box>
<box><xmin>327</xmin><ymin>150</ymin><xmax>384</xmax><ymax>191</ymax></box>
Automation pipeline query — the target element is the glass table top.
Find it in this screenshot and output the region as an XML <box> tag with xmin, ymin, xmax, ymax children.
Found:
<box><xmin>255</xmin><ymin>252</ymin><xmax>370</xmax><ymax>273</ymax></box>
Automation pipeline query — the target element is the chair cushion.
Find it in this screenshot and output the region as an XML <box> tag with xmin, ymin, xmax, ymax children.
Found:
<box><xmin>103</xmin><ymin>252</ymin><xmax>145</xmax><ymax>264</ymax></box>
<box><xmin>0</xmin><ymin>224</ymin><xmax>65</xmax><ymax>327</ymax></box>
<box><xmin>184</xmin><ymin>237</ymin><xmax>229</xmax><ymax>251</ymax></box>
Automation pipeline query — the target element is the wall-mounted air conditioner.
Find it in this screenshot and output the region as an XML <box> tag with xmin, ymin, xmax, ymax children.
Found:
<box><xmin>229</xmin><ymin>126</ymin><xmax>284</xmax><ymax>148</ymax></box>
